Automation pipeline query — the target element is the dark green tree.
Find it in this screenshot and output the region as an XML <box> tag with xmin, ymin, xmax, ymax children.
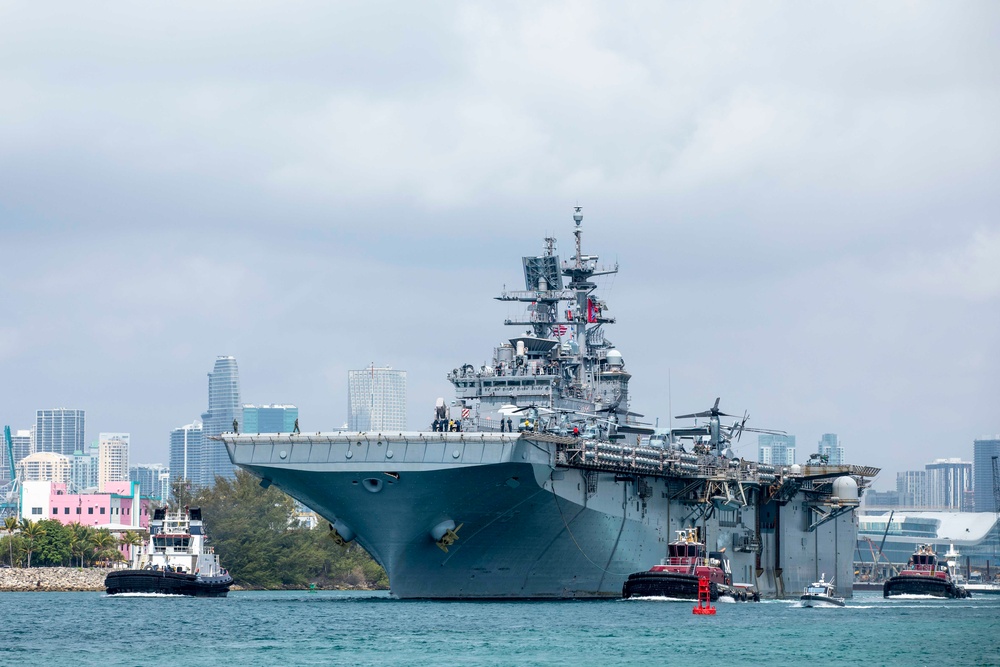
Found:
<box><xmin>32</xmin><ymin>520</ymin><xmax>72</xmax><ymax>566</ymax></box>
<box><xmin>192</xmin><ymin>470</ymin><xmax>387</xmax><ymax>589</ymax></box>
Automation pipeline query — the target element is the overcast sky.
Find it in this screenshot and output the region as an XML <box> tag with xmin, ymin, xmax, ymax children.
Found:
<box><xmin>1</xmin><ymin>1</ymin><xmax>998</xmax><ymax>490</ymax></box>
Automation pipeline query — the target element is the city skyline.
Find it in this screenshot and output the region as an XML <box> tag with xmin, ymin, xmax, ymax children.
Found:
<box><xmin>1</xmin><ymin>3</ymin><xmax>997</xmax><ymax>488</ymax></box>
<box><xmin>4</xmin><ymin>387</ymin><xmax>996</xmax><ymax>494</ymax></box>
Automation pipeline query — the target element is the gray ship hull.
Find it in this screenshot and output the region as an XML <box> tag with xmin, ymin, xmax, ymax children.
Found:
<box><xmin>224</xmin><ymin>432</ymin><xmax>859</xmax><ymax>599</ymax></box>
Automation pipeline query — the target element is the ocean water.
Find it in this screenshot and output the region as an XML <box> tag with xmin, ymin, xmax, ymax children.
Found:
<box><xmin>2</xmin><ymin>590</ymin><xmax>999</xmax><ymax>666</ymax></box>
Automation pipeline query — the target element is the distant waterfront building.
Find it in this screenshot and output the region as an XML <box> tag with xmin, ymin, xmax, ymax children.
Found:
<box><xmin>20</xmin><ymin>480</ymin><xmax>148</xmax><ymax>529</ymax></box>
<box><xmin>169</xmin><ymin>422</ymin><xmax>203</xmax><ymax>492</ymax></box>
<box><xmin>243</xmin><ymin>404</ymin><xmax>299</xmax><ymax>434</ymax></box>
<box><xmin>863</xmin><ymin>489</ymin><xmax>900</xmax><ymax>508</ymax></box>
<box><xmin>857</xmin><ymin>509</ymin><xmax>1000</xmax><ymax>568</ymax></box>
<box><xmin>973</xmin><ymin>436</ymin><xmax>1000</xmax><ymax>513</ymax></box>
<box><xmin>35</xmin><ymin>409</ymin><xmax>86</xmax><ymax>456</ymax></box>
<box><xmin>896</xmin><ymin>470</ymin><xmax>927</xmax><ymax>507</ymax></box>
<box><xmin>201</xmin><ymin>356</ymin><xmax>242</xmax><ymax>485</ymax></box>
<box><xmin>818</xmin><ymin>433</ymin><xmax>845</xmax><ymax>465</ymax></box>
<box><xmin>348</xmin><ymin>366</ymin><xmax>407</xmax><ymax>431</ymax></box>
<box><xmin>98</xmin><ymin>433</ymin><xmax>130</xmax><ymax>492</ymax></box>
<box><xmin>758</xmin><ymin>434</ymin><xmax>796</xmax><ymax>466</ymax></box>
<box><xmin>69</xmin><ymin>442</ymin><xmax>100</xmax><ymax>494</ymax></box>
<box><xmin>925</xmin><ymin>458</ymin><xmax>972</xmax><ymax>511</ymax></box>
<box><xmin>16</xmin><ymin>452</ymin><xmax>71</xmax><ymax>485</ymax></box>
<box><xmin>130</xmin><ymin>463</ymin><xmax>169</xmax><ymax>501</ymax></box>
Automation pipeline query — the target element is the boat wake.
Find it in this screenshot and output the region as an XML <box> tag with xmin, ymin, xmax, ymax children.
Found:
<box><xmin>104</xmin><ymin>592</ymin><xmax>187</xmax><ymax>598</ymax></box>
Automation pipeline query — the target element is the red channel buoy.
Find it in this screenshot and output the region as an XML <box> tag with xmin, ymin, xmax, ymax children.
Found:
<box><xmin>692</xmin><ymin>576</ymin><xmax>716</xmax><ymax>615</ymax></box>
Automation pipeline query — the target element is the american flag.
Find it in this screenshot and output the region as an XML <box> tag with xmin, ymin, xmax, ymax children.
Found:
<box><xmin>552</xmin><ymin>324</ymin><xmax>568</xmax><ymax>336</ymax></box>
<box><xmin>461</xmin><ymin>408</ymin><xmax>470</xmax><ymax>419</ymax></box>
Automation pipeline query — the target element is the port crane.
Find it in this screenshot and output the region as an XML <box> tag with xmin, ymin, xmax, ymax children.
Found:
<box><xmin>0</xmin><ymin>426</ymin><xmax>19</xmax><ymax>519</ymax></box>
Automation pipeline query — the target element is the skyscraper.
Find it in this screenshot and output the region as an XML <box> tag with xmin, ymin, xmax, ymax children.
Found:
<box><xmin>16</xmin><ymin>452</ymin><xmax>71</xmax><ymax>484</ymax></box>
<box><xmin>818</xmin><ymin>433</ymin><xmax>845</xmax><ymax>465</ymax></box>
<box><xmin>69</xmin><ymin>444</ymin><xmax>100</xmax><ymax>493</ymax></box>
<box><xmin>130</xmin><ymin>463</ymin><xmax>169</xmax><ymax>500</ymax></box>
<box><xmin>897</xmin><ymin>470</ymin><xmax>927</xmax><ymax>507</ymax></box>
<box><xmin>924</xmin><ymin>458</ymin><xmax>972</xmax><ymax>510</ymax></box>
<box><xmin>35</xmin><ymin>409</ymin><xmax>85</xmax><ymax>456</ymax></box>
<box><xmin>169</xmin><ymin>422</ymin><xmax>203</xmax><ymax>490</ymax></box>
<box><xmin>98</xmin><ymin>433</ymin><xmax>129</xmax><ymax>492</ymax></box>
<box><xmin>243</xmin><ymin>404</ymin><xmax>299</xmax><ymax>434</ymax></box>
<box><xmin>973</xmin><ymin>436</ymin><xmax>1000</xmax><ymax>513</ymax></box>
<box><xmin>348</xmin><ymin>366</ymin><xmax>407</xmax><ymax>431</ymax></box>
<box><xmin>758</xmin><ymin>433</ymin><xmax>796</xmax><ymax>466</ymax></box>
<box><xmin>201</xmin><ymin>356</ymin><xmax>241</xmax><ymax>484</ymax></box>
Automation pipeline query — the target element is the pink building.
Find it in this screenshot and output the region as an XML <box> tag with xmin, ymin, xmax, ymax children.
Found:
<box><xmin>21</xmin><ymin>480</ymin><xmax>151</xmax><ymax>530</ymax></box>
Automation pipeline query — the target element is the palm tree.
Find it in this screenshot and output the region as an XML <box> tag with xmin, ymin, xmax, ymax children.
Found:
<box><xmin>68</xmin><ymin>524</ymin><xmax>86</xmax><ymax>567</ymax></box>
<box><xmin>118</xmin><ymin>530</ymin><xmax>143</xmax><ymax>566</ymax></box>
<box><xmin>3</xmin><ymin>516</ymin><xmax>18</xmax><ymax>567</ymax></box>
<box><xmin>19</xmin><ymin>519</ymin><xmax>46</xmax><ymax>568</ymax></box>
<box><xmin>90</xmin><ymin>530</ymin><xmax>117</xmax><ymax>567</ymax></box>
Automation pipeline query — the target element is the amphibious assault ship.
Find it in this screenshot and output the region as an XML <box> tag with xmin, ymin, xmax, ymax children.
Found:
<box><xmin>220</xmin><ymin>208</ymin><xmax>878</xmax><ymax>599</ymax></box>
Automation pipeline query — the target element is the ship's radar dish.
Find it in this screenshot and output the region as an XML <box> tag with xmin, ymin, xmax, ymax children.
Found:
<box><xmin>573</xmin><ymin>206</ymin><xmax>583</xmax><ymax>225</ymax></box>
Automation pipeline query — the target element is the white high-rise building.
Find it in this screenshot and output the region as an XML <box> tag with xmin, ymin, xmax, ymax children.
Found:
<box><xmin>169</xmin><ymin>422</ymin><xmax>203</xmax><ymax>491</ymax></box>
<box><xmin>35</xmin><ymin>409</ymin><xmax>85</xmax><ymax>456</ymax></box>
<box><xmin>69</xmin><ymin>443</ymin><xmax>100</xmax><ymax>493</ymax></box>
<box><xmin>348</xmin><ymin>366</ymin><xmax>407</xmax><ymax>431</ymax></box>
<box><xmin>758</xmin><ymin>434</ymin><xmax>796</xmax><ymax>466</ymax></box>
<box><xmin>818</xmin><ymin>433</ymin><xmax>845</xmax><ymax>465</ymax></box>
<box><xmin>130</xmin><ymin>463</ymin><xmax>169</xmax><ymax>501</ymax></box>
<box><xmin>897</xmin><ymin>470</ymin><xmax>927</xmax><ymax>507</ymax></box>
<box><xmin>98</xmin><ymin>433</ymin><xmax>130</xmax><ymax>492</ymax></box>
<box><xmin>17</xmin><ymin>452</ymin><xmax>71</xmax><ymax>484</ymax></box>
<box><xmin>925</xmin><ymin>458</ymin><xmax>972</xmax><ymax>510</ymax></box>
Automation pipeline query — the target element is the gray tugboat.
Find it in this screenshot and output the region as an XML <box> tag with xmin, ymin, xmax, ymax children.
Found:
<box><xmin>105</xmin><ymin>507</ymin><xmax>233</xmax><ymax>597</ymax></box>
<box><xmin>219</xmin><ymin>207</ymin><xmax>878</xmax><ymax>599</ymax></box>
<box><xmin>800</xmin><ymin>574</ymin><xmax>845</xmax><ymax>607</ymax></box>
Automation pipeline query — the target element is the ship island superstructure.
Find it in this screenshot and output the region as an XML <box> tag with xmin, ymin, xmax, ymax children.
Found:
<box><xmin>220</xmin><ymin>207</ymin><xmax>878</xmax><ymax>599</ymax></box>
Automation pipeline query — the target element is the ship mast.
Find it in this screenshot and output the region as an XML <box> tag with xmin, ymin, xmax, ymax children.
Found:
<box><xmin>493</xmin><ymin>206</ymin><xmax>620</xmax><ymax>405</ymax></box>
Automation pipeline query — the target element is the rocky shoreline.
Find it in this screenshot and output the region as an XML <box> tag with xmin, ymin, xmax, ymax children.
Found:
<box><xmin>0</xmin><ymin>567</ymin><xmax>112</xmax><ymax>591</ymax></box>
<box><xmin>0</xmin><ymin>568</ymin><xmax>383</xmax><ymax>592</ymax></box>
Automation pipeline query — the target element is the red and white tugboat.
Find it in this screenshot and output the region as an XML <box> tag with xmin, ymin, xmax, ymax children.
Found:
<box><xmin>106</xmin><ymin>506</ymin><xmax>233</xmax><ymax>597</ymax></box>
<box><xmin>883</xmin><ymin>544</ymin><xmax>970</xmax><ymax>599</ymax></box>
<box><xmin>622</xmin><ymin>528</ymin><xmax>746</xmax><ymax>601</ymax></box>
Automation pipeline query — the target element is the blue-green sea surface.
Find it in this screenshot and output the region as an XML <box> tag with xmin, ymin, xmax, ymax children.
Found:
<box><xmin>1</xmin><ymin>590</ymin><xmax>998</xmax><ymax>666</ymax></box>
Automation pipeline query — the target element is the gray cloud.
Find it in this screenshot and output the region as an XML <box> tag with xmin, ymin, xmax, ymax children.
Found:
<box><xmin>1</xmin><ymin>1</ymin><xmax>997</xmax><ymax>486</ymax></box>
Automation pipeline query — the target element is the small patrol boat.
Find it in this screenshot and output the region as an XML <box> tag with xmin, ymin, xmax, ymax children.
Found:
<box><xmin>800</xmin><ymin>574</ymin><xmax>845</xmax><ymax>607</ymax></box>
<box><xmin>105</xmin><ymin>506</ymin><xmax>233</xmax><ymax>597</ymax></box>
<box><xmin>622</xmin><ymin>528</ymin><xmax>756</xmax><ymax>601</ymax></box>
<box><xmin>882</xmin><ymin>544</ymin><xmax>969</xmax><ymax>599</ymax></box>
